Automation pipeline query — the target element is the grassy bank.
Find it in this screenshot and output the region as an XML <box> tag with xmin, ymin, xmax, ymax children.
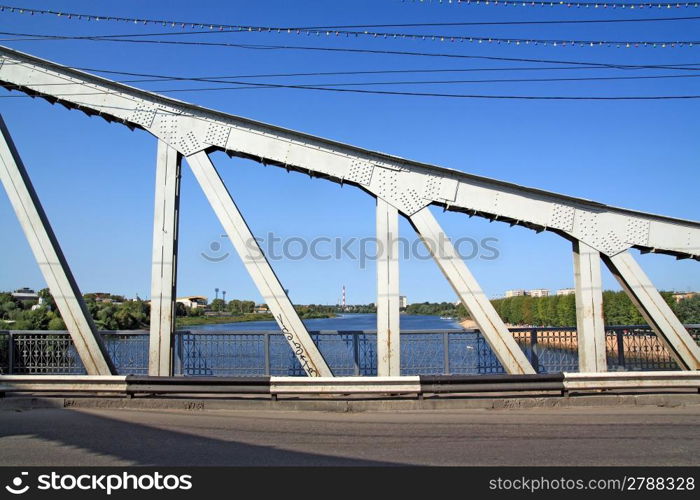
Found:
<box><xmin>176</xmin><ymin>313</ymin><xmax>274</xmax><ymax>327</ymax></box>
<box><xmin>175</xmin><ymin>311</ymin><xmax>336</xmax><ymax>327</ymax></box>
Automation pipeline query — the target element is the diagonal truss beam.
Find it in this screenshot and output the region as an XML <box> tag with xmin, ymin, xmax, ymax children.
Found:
<box><xmin>148</xmin><ymin>141</ymin><xmax>181</xmax><ymax>376</ymax></box>
<box><xmin>185</xmin><ymin>151</ymin><xmax>332</xmax><ymax>377</ymax></box>
<box><xmin>573</xmin><ymin>240</ymin><xmax>607</xmax><ymax>372</ymax></box>
<box><xmin>602</xmin><ymin>251</ymin><xmax>700</xmax><ymax>370</ymax></box>
<box><xmin>0</xmin><ymin>115</ymin><xmax>114</xmax><ymax>375</ymax></box>
<box><xmin>408</xmin><ymin>207</ymin><xmax>535</xmax><ymax>375</ymax></box>
<box><xmin>376</xmin><ymin>197</ymin><xmax>400</xmax><ymax>376</ymax></box>
<box><xmin>1</xmin><ymin>46</ymin><xmax>698</xmax><ymax>378</ymax></box>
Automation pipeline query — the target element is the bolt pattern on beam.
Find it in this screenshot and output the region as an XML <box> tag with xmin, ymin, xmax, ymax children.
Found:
<box><xmin>0</xmin><ymin>46</ymin><xmax>698</xmax><ymax>379</ymax></box>
<box><xmin>603</xmin><ymin>251</ymin><xmax>700</xmax><ymax>370</ymax></box>
<box><xmin>408</xmin><ymin>207</ymin><xmax>535</xmax><ymax>375</ymax></box>
<box><xmin>573</xmin><ymin>240</ymin><xmax>607</xmax><ymax>372</ymax></box>
<box><xmin>376</xmin><ymin>197</ymin><xmax>401</xmax><ymax>376</ymax></box>
<box><xmin>185</xmin><ymin>151</ymin><xmax>332</xmax><ymax>377</ymax></box>
<box><xmin>148</xmin><ymin>141</ymin><xmax>182</xmax><ymax>376</ymax></box>
<box><xmin>0</xmin><ymin>115</ymin><xmax>114</xmax><ymax>375</ymax></box>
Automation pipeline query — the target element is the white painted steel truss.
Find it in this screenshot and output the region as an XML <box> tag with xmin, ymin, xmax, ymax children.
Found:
<box><xmin>1</xmin><ymin>45</ymin><xmax>699</xmax><ymax>376</ymax></box>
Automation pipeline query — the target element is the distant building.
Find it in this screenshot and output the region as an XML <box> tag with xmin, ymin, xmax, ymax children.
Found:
<box><xmin>254</xmin><ymin>304</ymin><xmax>270</xmax><ymax>314</ymax></box>
<box><xmin>91</xmin><ymin>292</ymin><xmax>111</xmax><ymax>302</ymax></box>
<box><xmin>557</xmin><ymin>288</ymin><xmax>575</xmax><ymax>296</ymax></box>
<box><xmin>87</xmin><ymin>292</ymin><xmax>125</xmax><ymax>305</ymax></box>
<box><xmin>31</xmin><ymin>296</ymin><xmax>50</xmax><ymax>311</ymax></box>
<box><xmin>504</xmin><ymin>289</ymin><xmax>550</xmax><ymax>298</ymax></box>
<box><xmin>11</xmin><ymin>287</ymin><xmax>38</xmax><ymax>302</ymax></box>
<box><xmin>176</xmin><ymin>296</ymin><xmax>208</xmax><ymax>309</ymax></box>
<box><xmin>672</xmin><ymin>292</ymin><xmax>698</xmax><ymax>303</ymax></box>
<box><xmin>399</xmin><ymin>296</ymin><xmax>408</xmax><ymax>309</ymax></box>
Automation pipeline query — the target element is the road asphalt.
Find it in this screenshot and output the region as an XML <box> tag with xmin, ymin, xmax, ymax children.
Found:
<box><xmin>1</xmin><ymin>404</ymin><xmax>699</xmax><ymax>466</ymax></box>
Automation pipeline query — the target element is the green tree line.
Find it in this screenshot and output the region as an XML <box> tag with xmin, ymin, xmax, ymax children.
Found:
<box><xmin>491</xmin><ymin>291</ymin><xmax>700</xmax><ymax>327</ymax></box>
<box><xmin>0</xmin><ymin>290</ymin><xmax>340</xmax><ymax>330</ymax></box>
<box><xmin>404</xmin><ymin>301</ymin><xmax>467</xmax><ymax>318</ymax></box>
<box><xmin>3</xmin><ymin>289</ymin><xmax>699</xmax><ymax>330</ymax></box>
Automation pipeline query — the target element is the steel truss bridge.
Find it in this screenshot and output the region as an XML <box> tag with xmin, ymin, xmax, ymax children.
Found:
<box><xmin>0</xmin><ymin>45</ymin><xmax>698</xmax><ymax>395</ymax></box>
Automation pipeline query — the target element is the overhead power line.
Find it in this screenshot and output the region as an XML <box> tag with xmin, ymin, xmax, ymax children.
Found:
<box><xmin>124</xmin><ymin>73</ymin><xmax>700</xmax><ymax>86</ymax></box>
<box><xmin>5</xmin><ymin>30</ymin><xmax>698</xmax><ymax>50</ymax></box>
<box><xmin>0</xmin><ymin>3</ymin><xmax>698</xmax><ymax>29</ymax></box>
<box><xmin>29</xmin><ymin>27</ymin><xmax>700</xmax><ymax>49</ymax></box>
<box><xmin>0</xmin><ymin>5</ymin><xmax>699</xmax><ymax>48</ymax></box>
<box><xmin>1</xmin><ymin>67</ymin><xmax>699</xmax><ymax>99</ymax></box>
<box><xmin>410</xmin><ymin>0</ymin><xmax>699</xmax><ymax>8</ymax></box>
<box><xmin>3</xmin><ymin>32</ymin><xmax>700</xmax><ymax>69</ymax></box>
<box><xmin>79</xmin><ymin>63</ymin><xmax>700</xmax><ymax>79</ymax></box>
<box><xmin>272</xmin><ymin>16</ymin><xmax>700</xmax><ymax>27</ymax></box>
<box><xmin>2</xmin><ymin>81</ymin><xmax>698</xmax><ymax>99</ymax></box>
<box><xmin>4</xmin><ymin>64</ymin><xmax>699</xmax><ymax>87</ymax></box>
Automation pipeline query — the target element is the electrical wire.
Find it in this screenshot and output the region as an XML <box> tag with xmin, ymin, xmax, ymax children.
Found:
<box><xmin>410</xmin><ymin>0</ymin><xmax>698</xmax><ymax>8</ymax></box>
<box><xmin>82</xmin><ymin>63</ymin><xmax>700</xmax><ymax>79</ymax></box>
<box><xmin>3</xmin><ymin>32</ymin><xmax>700</xmax><ymax>70</ymax></box>
<box><xmin>4</xmin><ymin>66</ymin><xmax>699</xmax><ymax>87</ymax></box>
<box><xmin>0</xmin><ymin>5</ymin><xmax>698</xmax><ymax>47</ymax></box>
<box><xmin>268</xmin><ymin>16</ymin><xmax>700</xmax><ymax>27</ymax></box>
<box><xmin>0</xmin><ymin>25</ymin><xmax>697</xmax><ymax>48</ymax></box>
<box><xmin>1</xmin><ymin>3</ymin><xmax>699</xmax><ymax>28</ymax></box>
<box><xmin>2</xmin><ymin>78</ymin><xmax>698</xmax><ymax>100</ymax></box>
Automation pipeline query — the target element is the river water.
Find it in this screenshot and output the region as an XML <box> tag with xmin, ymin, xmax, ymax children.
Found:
<box><xmin>45</xmin><ymin>314</ymin><xmax>580</xmax><ymax>376</ymax></box>
<box><xmin>187</xmin><ymin>313</ymin><xmax>463</xmax><ymax>332</ymax></box>
<box><xmin>178</xmin><ymin>313</ymin><xmax>577</xmax><ymax>376</ymax></box>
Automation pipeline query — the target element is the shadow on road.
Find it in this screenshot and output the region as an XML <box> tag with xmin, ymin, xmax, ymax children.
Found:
<box><xmin>0</xmin><ymin>408</ymin><xmax>398</xmax><ymax>466</ymax></box>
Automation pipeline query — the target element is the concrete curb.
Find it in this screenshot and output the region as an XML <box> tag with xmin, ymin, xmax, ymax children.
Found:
<box><xmin>1</xmin><ymin>393</ymin><xmax>698</xmax><ymax>413</ymax></box>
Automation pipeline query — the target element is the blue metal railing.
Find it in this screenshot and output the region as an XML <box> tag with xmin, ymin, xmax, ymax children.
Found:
<box><xmin>0</xmin><ymin>326</ymin><xmax>698</xmax><ymax>376</ymax></box>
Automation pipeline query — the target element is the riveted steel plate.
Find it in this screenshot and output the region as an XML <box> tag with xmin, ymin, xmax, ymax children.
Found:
<box><xmin>178</xmin><ymin>130</ymin><xmax>201</xmax><ymax>156</ymax></box>
<box><xmin>549</xmin><ymin>204</ymin><xmax>575</xmax><ymax>232</ymax></box>
<box><xmin>596</xmin><ymin>230</ymin><xmax>628</xmax><ymax>256</ymax></box>
<box><xmin>625</xmin><ymin>218</ymin><xmax>650</xmax><ymax>246</ymax></box>
<box><xmin>399</xmin><ymin>187</ymin><xmax>427</xmax><ymax>216</ymax></box>
<box><xmin>156</xmin><ymin>110</ymin><xmax>182</xmax><ymax>145</ymax></box>
<box><xmin>373</xmin><ymin>166</ymin><xmax>399</xmax><ymax>200</ymax></box>
<box><xmin>346</xmin><ymin>159</ymin><xmax>374</xmax><ymax>186</ymax></box>
<box><xmin>422</xmin><ymin>174</ymin><xmax>441</xmax><ymax>200</ymax></box>
<box><xmin>204</xmin><ymin>122</ymin><xmax>231</xmax><ymax>148</ymax></box>
<box><xmin>128</xmin><ymin>103</ymin><xmax>156</xmax><ymax>129</ymax></box>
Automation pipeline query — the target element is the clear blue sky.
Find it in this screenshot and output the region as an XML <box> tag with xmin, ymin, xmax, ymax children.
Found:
<box><xmin>0</xmin><ymin>0</ymin><xmax>698</xmax><ymax>305</ymax></box>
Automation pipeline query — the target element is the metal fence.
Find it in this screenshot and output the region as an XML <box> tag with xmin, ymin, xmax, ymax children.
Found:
<box><xmin>0</xmin><ymin>326</ymin><xmax>698</xmax><ymax>376</ymax></box>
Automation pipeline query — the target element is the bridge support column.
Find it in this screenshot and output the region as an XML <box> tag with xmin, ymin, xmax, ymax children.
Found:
<box><xmin>185</xmin><ymin>151</ymin><xmax>332</xmax><ymax>377</ymax></box>
<box><xmin>376</xmin><ymin>198</ymin><xmax>400</xmax><ymax>376</ymax></box>
<box><xmin>572</xmin><ymin>240</ymin><xmax>607</xmax><ymax>372</ymax></box>
<box><xmin>602</xmin><ymin>251</ymin><xmax>700</xmax><ymax>370</ymax></box>
<box><xmin>148</xmin><ymin>141</ymin><xmax>181</xmax><ymax>376</ymax></box>
<box><xmin>408</xmin><ymin>207</ymin><xmax>535</xmax><ymax>375</ymax></box>
<box><xmin>0</xmin><ymin>116</ymin><xmax>114</xmax><ymax>375</ymax></box>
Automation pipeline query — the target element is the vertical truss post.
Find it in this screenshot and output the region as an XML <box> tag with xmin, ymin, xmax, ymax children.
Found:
<box><xmin>185</xmin><ymin>151</ymin><xmax>332</xmax><ymax>377</ymax></box>
<box><xmin>409</xmin><ymin>207</ymin><xmax>535</xmax><ymax>375</ymax></box>
<box><xmin>148</xmin><ymin>141</ymin><xmax>181</xmax><ymax>376</ymax></box>
<box><xmin>602</xmin><ymin>250</ymin><xmax>700</xmax><ymax>370</ymax></box>
<box><xmin>0</xmin><ymin>115</ymin><xmax>114</xmax><ymax>375</ymax></box>
<box><xmin>376</xmin><ymin>197</ymin><xmax>400</xmax><ymax>376</ymax></box>
<box><xmin>572</xmin><ymin>240</ymin><xmax>607</xmax><ymax>372</ymax></box>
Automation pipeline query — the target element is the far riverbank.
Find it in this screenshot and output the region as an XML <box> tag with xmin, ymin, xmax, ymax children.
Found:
<box><xmin>177</xmin><ymin>312</ymin><xmax>336</xmax><ymax>327</ymax></box>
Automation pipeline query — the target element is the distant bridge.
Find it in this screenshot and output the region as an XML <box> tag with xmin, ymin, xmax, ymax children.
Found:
<box><xmin>1</xmin><ymin>44</ymin><xmax>699</xmax><ymax>380</ymax></box>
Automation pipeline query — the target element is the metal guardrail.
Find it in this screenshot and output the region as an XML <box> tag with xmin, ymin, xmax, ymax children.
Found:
<box><xmin>1</xmin><ymin>372</ymin><xmax>698</xmax><ymax>397</ymax></box>
<box><xmin>0</xmin><ymin>326</ymin><xmax>698</xmax><ymax>377</ymax></box>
